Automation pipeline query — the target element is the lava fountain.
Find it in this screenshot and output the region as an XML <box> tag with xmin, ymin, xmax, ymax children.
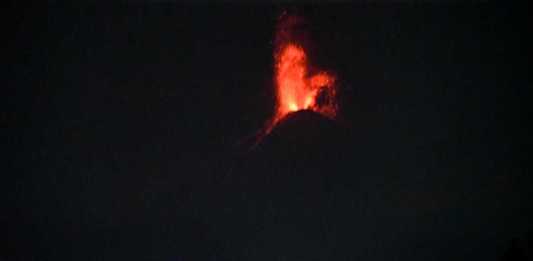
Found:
<box><xmin>267</xmin><ymin>13</ymin><xmax>338</xmax><ymax>133</ymax></box>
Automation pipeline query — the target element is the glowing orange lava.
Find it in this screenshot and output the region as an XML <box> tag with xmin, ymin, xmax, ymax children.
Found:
<box><xmin>252</xmin><ymin>13</ymin><xmax>338</xmax><ymax>142</ymax></box>
<box><xmin>271</xmin><ymin>43</ymin><xmax>337</xmax><ymax>127</ymax></box>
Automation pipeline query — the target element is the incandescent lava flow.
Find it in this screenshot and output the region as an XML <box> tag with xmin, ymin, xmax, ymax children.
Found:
<box><xmin>266</xmin><ymin>13</ymin><xmax>338</xmax><ymax>134</ymax></box>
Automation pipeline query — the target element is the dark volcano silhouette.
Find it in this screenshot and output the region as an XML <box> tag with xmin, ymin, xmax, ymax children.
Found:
<box><xmin>212</xmin><ymin>110</ymin><xmax>361</xmax><ymax>260</ymax></box>
<box><xmin>243</xmin><ymin>110</ymin><xmax>352</xmax><ymax>194</ymax></box>
<box><xmin>260</xmin><ymin>109</ymin><xmax>345</xmax><ymax>151</ymax></box>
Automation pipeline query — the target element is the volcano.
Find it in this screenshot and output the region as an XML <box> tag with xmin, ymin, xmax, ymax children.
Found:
<box><xmin>259</xmin><ymin>110</ymin><xmax>346</xmax><ymax>156</ymax></box>
<box><xmin>215</xmin><ymin>110</ymin><xmax>360</xmax><ymax>260</ymax></box>
<box><xmin>249</xmin><ymin>109</ymin><xmax>351</xmax><ymax>181</ymax></box>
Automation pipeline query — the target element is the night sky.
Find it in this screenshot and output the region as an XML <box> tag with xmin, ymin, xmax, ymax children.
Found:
<box><xmin>5</xmin><ymin>2</ymin><xmax>532</xmax><ymax>260</ymax></box>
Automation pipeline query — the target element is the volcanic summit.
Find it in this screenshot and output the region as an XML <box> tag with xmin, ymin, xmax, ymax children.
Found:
<box><xmin>215</xmin><ymin>109</ymin><xmax>359</xmax><ymax>260</ymax></box>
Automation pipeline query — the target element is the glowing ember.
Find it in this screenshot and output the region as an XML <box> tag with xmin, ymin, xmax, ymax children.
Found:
<box><xmin>268</xmin><ymin>14</ymin><xmax>338</xmax><ymax>131</ymax></box>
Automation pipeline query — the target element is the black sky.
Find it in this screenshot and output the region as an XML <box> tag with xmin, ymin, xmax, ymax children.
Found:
<box><xmin>4</xmin><ymin>2</ymin><xmax>532</xmax><ymax>260</ymax></box>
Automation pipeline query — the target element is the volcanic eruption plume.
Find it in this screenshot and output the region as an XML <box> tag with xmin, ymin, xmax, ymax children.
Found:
<box><xmin>267</xmin><ymin>13</ymin><xmax>338</xmax><ymax>132</ymax></box>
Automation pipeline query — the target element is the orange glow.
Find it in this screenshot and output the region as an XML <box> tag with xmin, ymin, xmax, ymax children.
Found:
<box><xmin>271</xmin><ymin>43</ymin><xmax>337</xmax><ymax>127</ymax></box>
<box><xmin>255</xmin><ymin>13</ymin><xmax>338</xmax><ymax>141</ymax></box>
